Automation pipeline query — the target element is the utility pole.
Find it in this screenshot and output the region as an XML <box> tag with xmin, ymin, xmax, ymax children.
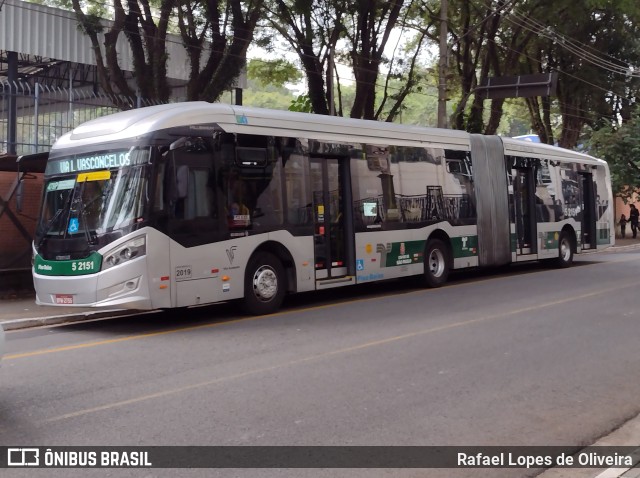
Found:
<box><xmin>328</xmin><ymin>42</ymin><xmax>335</xmax><ymax>116</ymax></box>
<box><xmin>437</xmin><ymin>0</ymin><xmax>448</xmax><ymax>128</ymax></box>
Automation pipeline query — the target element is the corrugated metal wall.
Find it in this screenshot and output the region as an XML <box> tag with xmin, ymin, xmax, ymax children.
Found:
<box><xmin>1</xmin><ymin>0</ymin><xmax>191</xmax><ymax>80</ymax></box>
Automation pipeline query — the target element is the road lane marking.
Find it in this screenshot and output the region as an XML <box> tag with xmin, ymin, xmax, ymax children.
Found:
<box><xmin>7</xmin><ymin>255</ymin><xmax>640</xmax><ymax>361</ymax></box>
<box><xmin>41</xmin><ymin>280</ymin><xmax>637</xmax><ymax>424</ymax></box>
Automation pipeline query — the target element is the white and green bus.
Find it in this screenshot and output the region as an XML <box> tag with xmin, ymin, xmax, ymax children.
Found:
<box><xmin>32</xmin><ymin>102</ymin><xmax>614</xmax><ymax>314</ymax></box>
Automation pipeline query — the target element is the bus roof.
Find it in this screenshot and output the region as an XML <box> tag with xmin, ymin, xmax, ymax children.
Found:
<box><xmin>52</xmin><ymin>102</ymin><xmax>606</xmax><ymax>168</ymax></box>
<box><xmin>54</xmin><ymin>102</ymin><xmax>471</xmax><ymax>150</ymax></box>
<box><xmin>501</xmin><ymin>137</ymin><xmax>606</xmax><ymax>167</ymax></box>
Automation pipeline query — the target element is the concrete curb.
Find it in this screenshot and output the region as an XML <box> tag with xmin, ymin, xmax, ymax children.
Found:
<box><xmin>2</xmin><ymin>309</ymin><xmax>135</xmax><ymax>331</ymax></box>
<box><xmin>606</xmin><ymin>243</ymin><xmax>640</xmax><ymax>252</ymax></box>
<box><xmin>538</xmin><ymin>412</ymin><xmax>640</xmax><ymax>478</ymax></box>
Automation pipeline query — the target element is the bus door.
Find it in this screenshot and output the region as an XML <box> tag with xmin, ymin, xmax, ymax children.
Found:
<box><xmin>513</xmin><ymin>168</ymin><xmax>537</xmax><ymax>255</ymax></box>
<box><xmin>310</xmin><ymin>157</ymin><xmax>354</xmax><ymax>280</ymax></box>
<box><xmin>579</xmin><ymin>172</ymin><xmax>597</xmax><ymax>249</ymax></box>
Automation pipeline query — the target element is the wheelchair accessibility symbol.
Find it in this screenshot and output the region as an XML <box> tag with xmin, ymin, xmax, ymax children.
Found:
<box><xmin>68</xmin><ymin>218</ymin><xmax>79</xmax><ymax>234</ymax></box>
<box><xmin>356</xmin><ymin>259</ymin><xmax>365</xmax><ymax>271</ymax></box>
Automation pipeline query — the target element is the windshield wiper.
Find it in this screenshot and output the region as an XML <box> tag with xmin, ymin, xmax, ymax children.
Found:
<box><xmin>36</xmin><ymin>192</ymin><xmax>73</xmax><ymax>253</ymax></box>
<box><xmin>79</xmin><ymin>200</ymin><xmax>98</xmax><ymax>246</ymax></box>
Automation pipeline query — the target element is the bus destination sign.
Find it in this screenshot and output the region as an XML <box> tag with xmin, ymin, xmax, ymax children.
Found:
<box><xmin>46</xmin><ymin>150</ymin><xmax>148</xmax><ymax>175</ymax></box>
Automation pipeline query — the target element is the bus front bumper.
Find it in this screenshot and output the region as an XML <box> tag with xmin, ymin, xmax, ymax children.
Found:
<box><xmin>33</xmin><ymin>258</ymin><xmax>152</xmax><ymax>310</ymax></box>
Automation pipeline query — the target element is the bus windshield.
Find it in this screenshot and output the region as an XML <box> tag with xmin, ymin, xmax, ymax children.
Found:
<box><xmin>36</xmin><ymin>148</ymin><xmax>151</xmax><ymax>253</ymax></box>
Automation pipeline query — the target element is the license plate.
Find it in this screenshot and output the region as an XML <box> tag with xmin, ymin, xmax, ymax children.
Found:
<box><xmin>55</xmin><ymin>294</ymin><xmax>74</xmax><ymax>305</ymax></box>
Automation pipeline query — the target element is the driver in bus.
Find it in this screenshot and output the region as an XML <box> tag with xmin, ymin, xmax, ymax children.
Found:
<box><xmin>227</xmin><ymin>177</ymin><xmax>251</xmax><ymax>228</ymax></box>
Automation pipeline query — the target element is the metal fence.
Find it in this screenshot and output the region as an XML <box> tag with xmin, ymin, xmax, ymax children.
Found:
<box><xmin>0</xmin><ymin>80</ymin><xmax>166</xmax><ymax>272</ymax></box>
<box><xmin>1</xmin><ymin>80</ymin><xmax>165</xmax><ymax>155</ymax></box>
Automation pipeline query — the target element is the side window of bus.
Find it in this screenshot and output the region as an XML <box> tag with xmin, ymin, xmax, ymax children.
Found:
<box><xmin>216</xmin><ymin>133</ymin><xmax>284</xmax><ymax>233</ymax></box>
<box><xmin>443</xmin><ymin>149</ymin><xmax>476</xmax><ymax>225</ymax></box>
<box><xmin>351</xmin><ymin>144</ymin><xmax>397</xmax><ymax>229</ymax></box>
<box><xmin>165</xmin><ymin>137</ymin><xmax>217</xmax><ymax>226</ymax></box>
<box><xmin>282</xmin><ymin>138</ymin><xmax>312</xmax><ymax>227</ymax></box>
<box><xmin>534</xmin><ymin>159</ymin><xmax>555</xmax><ymax>222</ymax></box>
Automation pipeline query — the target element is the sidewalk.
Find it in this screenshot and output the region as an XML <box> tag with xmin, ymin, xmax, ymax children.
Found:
<box><xmin>608</xmin><ymin>236</ymin><xmax>640</xmax><ymax>250</ymax></box>
<box><xmin>0</xmin><ymin>296</ymin><xmax>130</xmax><ymax>331</ymax></box>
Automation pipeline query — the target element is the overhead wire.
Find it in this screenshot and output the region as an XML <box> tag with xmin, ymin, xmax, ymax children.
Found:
<box><xmin>491</xmin><ymin>1</ymin><xmax>640</xmax><ymax>78</ymax></box>
<box><xmin>470</xmin><ymin>1</ymin><xmax>636</xmax><ymax>117</ymax></box>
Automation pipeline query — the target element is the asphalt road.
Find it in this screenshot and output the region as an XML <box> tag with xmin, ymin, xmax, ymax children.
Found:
<box><xmin>1</xmin><ymin>250</ymin><xmax>640</xmax><ymax>478</ymax></box>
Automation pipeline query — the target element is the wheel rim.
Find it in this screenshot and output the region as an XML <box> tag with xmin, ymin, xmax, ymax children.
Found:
<box><xmin>252</xmin><ymin>265</ymin><xmax>278</xmax><ymax>302</ymax></box>
<box><xmin>560</xmin><ymin>237</ymin><xmax>571</xmax><ymax>262</ymax></box>
<box><xmin>428</xmin><ymin>248</ymin><xmax>445</xmax><ymax>277</ymax></box>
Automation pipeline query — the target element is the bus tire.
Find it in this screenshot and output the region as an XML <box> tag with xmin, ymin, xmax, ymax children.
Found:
<box><xmin>423</xmin><ymin>239</ymin><xmax>450</xmax><ymax>288</ymax></box>
<box><xmin>554</xmin><ymin>231</ymin><xmax>574</xmax><ymax>268</ymax></box>
<box><xmin>242</xmin><ymin>252</ymin><xmax>286</xmax><ymax>315</ymax></box>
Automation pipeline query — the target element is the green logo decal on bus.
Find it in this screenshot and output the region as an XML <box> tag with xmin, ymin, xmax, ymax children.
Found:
<box><xmin>34</xmin><ymin>253</ymin><xmax>102</xmax><ymax>276</ymax></box>
<box><xmin>540</xmin><ymin>232</ymin><xmax>559</xmax><ymax>250</ymax></box>
<box><xmin>452</xmin><ymin>235</ymin><xmax>479</xmax><ymax>258</ymax></box>
<box><xmin>379</xmin><ymin>240</ymin><xmax>425</xmax><ymax>267</ymax></box>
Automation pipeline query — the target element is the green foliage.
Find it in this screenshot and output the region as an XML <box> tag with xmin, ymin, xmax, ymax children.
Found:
<box><xmin>239</xmin><ymin>78</ymin><xmax>298</xmax><ymax>110</ymax></box>
<box><xmin>495</xmin><ymin>99</ymin><xmax>548</xmax><ymax>138</ymax></box>
<box><xmin>589</xmin><ymin>113</ymin><xmax>640</xmax><ymax>200</ymax></box>
<box><xmin>247</xmin><ymin>59</ymin><xmax>303</xmax><ymax>88</ymax></box>
<box><xmin>288</xmin><ymin>94</ymin><xmax>313</xmax><ymax>113</ymax></box>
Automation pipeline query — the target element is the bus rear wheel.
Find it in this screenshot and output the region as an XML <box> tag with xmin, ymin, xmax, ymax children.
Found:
<box><xmin>422</xmin><ymin>239</ymin><xmax>450</xmax><ymax>288</ymax></box>
<box><xmin>242</xmin><ymin>252</ymin><xmax>286</xmax><ymax>315</ymax></box>
<box><xmin>554</xmin><ymin>231</ymin><xmax>574</xmax><ymax>268</ymax></box>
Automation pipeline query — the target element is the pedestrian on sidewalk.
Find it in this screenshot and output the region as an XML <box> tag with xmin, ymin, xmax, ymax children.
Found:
<box><xmin>630</xmin><ymin>204</ymin><xmax>639</xmax><ymax>239</ymax></box>
<box><xmin>619</xmin><ymin>213</ymin><xmax>628</xmax><ymax>238</ymax></box>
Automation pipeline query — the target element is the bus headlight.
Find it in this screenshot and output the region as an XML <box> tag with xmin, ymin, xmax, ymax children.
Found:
<box><xmin>102</xmin><ymin>235</ymin><xmax>146</xmax><ymax>271</ymax></box>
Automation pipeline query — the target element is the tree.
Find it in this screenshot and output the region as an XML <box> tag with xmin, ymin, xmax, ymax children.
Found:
<box><xmin>70</xmin><ymin>0</ymin><xmax>263</xmax><ymax>106</ymax></box>
<box><xmin>424</xmin><ymin>0</ymin><xmax>640</xmax><ymax>147</ymax></box>
<box><xmin>263</xmin><ymin>0</ymin><xmax>428</xmax><ymax>119</ymax></box>
<box><xmin>344</xmin><ymin>0</ymin><xmax>404</xmax><ymax>119</ymax></box>
<box><xmin>178</xmin><ymin>0</ymin><xmax>264</xmax><ymax>101</ymax></box>
<box><xmin>262</xmin><ymin>0</ymin><xmax>347</xmax><ymax>115</ymax></box>
<box><xmin>437</xmin><ymin>0</ymin><xmax>537</xmax><ymax>134</ymax></box>
<box><xmin>589</xmin><ymin>112</ymin><xmax>640</xmax><ymax>201</ymax></box>
<box><xmin>514</xmin><ymin>0</ymin><xmax>640</xmax><ymax>147</ymax></box>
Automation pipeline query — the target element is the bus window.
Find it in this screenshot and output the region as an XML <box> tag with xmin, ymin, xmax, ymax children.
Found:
<box><xmin>283</xmin><ymin>140</ymin><xmax>312</xmax><ymax>226</ymax></box>
<box><xmin>169</xmin><ymin>150</ymin><xmax>215</xmax><ymax>220</ymax></box>
<box><xmin>162</xmin><ymin>137</ymin><xmax>217</xmax><ymax>245</ymax></box>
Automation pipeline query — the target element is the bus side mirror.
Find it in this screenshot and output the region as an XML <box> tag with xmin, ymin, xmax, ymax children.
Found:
<box><xmin>169</xmin><ymin>137</ymin><xmax>188</xmax><ymax>151</ymax></box>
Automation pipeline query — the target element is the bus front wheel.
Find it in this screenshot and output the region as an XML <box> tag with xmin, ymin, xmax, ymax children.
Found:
<box><xmin>242</xmin><ymin>252</ymin><xmax>286</xmax><ymax>315</ymax></box>
<box><xmin>423</xmin><ymin>239</ymin><xmax>451</xmax><ymax>288</ymax></box>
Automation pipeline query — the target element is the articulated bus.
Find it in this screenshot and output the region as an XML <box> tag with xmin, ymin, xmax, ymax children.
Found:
<box><xmin>32</xmin><ymin>102</ymin><xmax>614</xmax><ymax>314</ymax></box>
